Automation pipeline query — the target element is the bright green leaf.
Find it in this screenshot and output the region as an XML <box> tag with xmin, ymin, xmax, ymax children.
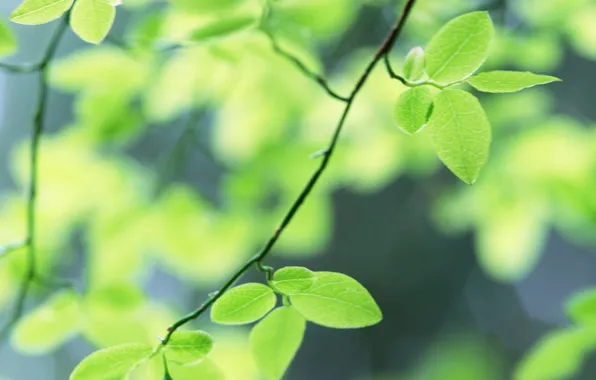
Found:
<box><xmin>467</xmin><ymin>70</ymin><xmax>561</xmax><ymax>93</ymax></box>
<box><xmin>70</xmin><ymin>0</ymin><xmax>116</xmax><ymax>44</ymax></box>
<box><xmin>13</xmin><ymin>290</ymin><xmax>81</xmax><ymax>354</ymax></box>
<box><xmin>427</xmin><ymin>89</ymin><xmax>491</xmax><ymax>184</ymax></box>
<box><xmin>165</xmin><ymin>330</ymin><xmax>214</xmax><ymax>365</ymax></box>
<box><xmin>514</xmin><ymin>328</ymin><xmax>596</xmax><ymax>380</ymax></box>
<box><xmin>10</xmin><ymin>0</ymin><xmax>74</xmax><ymax>25</ymax></box>
<box><xmin>189</xmin><ymin>15</ymin><xmax>256</xmax><ymax>42</ymax></box>
<box><xmin>425</xmin><ymin>11</ymin><xmax>494</xmax><ymax>84</ymax></box>
<box><xmin>70</xmin><ymin>343</ymin><xmax>153</xmax><ymax>380</ymax></box>
<box><xmin>566</xmin><ymin>289</ymin><xmax>596</xmax><ymax>326</ymax></box>
<box><xmin>290</xmin><ymin>272</ymin><xmax>382</xmax><ymax>328</ymax></box>
<box><xmin>169</xmin><ymin>359</ymin><xmax>225</xmax><ymax>380</ymax></box>
<box><xmin>0</xmin><ymin>20</ymin><xmax>17</xmax><ymax>56</ymax></box>
<box><xmin>270</xmin><ymin>266</ymin><xmax>315</xmax><ymax>295</ymax></box>
<box><xmin>249</xmin><ymin>307</ymin><xmax>306</xmax><ymax>380</ymax></box>
<box><xmin>211</xmin><ymin>283</ymin><xmax>276</xmax><ymax>325</ymax></box>
<box><xmin>169</xmin><ymin>0</ymin><xmax>241</xmax><ymax>13</ymax></box>
<box><xmin>403</xmin><ymin>46</ymin><xmax>425</xmax><ymax>81</ymax></box>
<box><xmin>394</xmin><ymin>86</ymin><xmax>433</xmax><ymax>135</ymax></box>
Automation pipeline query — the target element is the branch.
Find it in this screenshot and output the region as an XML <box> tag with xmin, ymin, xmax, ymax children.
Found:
<box><xmin>0</xmin><ymin>16</ymin><xmax>69</xmax><ymax>341</ymax></box>
<box><xmin>159</xmin><ymin>0</ymin><xmax>418</xmax><ymax>346</ymax></box>
<box><xmin>263</xmin><ymin>30</ymin><xmax>349</xmax><ymax>102</ymax></box>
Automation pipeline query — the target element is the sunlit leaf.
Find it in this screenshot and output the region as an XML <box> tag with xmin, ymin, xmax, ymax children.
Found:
<box><xmin>0</xmin><ymin>20</ymin><xmax>17</xmax><ymax>56</ymax></box>
<box><xmin>10</xmin><ymin>0</ymin><xmax>74</xmax><ymax>25</ymax></box>
<box><xmin>425</xmin><ymin>11</ymin><xmax>494</xmax><ymax>84</ymax></box>
<box><xmin>13</xmin><ymin>290</ymin><xmax>81</xmax><ymax>354</ymax></box>
<box><xmin>189</xmin><ymin>15</ymin><xmax>256</xmax><ymax>42</ymax></box>
<box><xmin>403</xmin><ymin>46</ymin><xmax>425</xmax><ymax>81</ymax></box>
<box><xmin>169</xmin><ymin>0</ymin><xmax>241</xmax><ymax>13</ymax></box>
<box><xmin>250</xmin><ymin>307</ymin><xmax>306</xmax><ymax>380</ymax></box>
<box><xmin>566</xmin><ymin>289</ymin><xmax>596</xmax><ymax>326</ymax></box>
<box><xmin>393</xmin><ymin>86</ymin><xmax>433</xmax><ymax>135</ymax></box>
<box><xmin>270</xmin><ymin>267</ymin><xmax>315</xmax><ymax>295</ymax></box>
<box><xmin>211</xmin><ymin>283</ymin><xmax>277</xmax><ymax>325</ymax></box>
<box><xmin>169</xmin><ymin>359</ymin><xmax>225</xmax><ymax>380</ymax></box>
<box><xmin>468</xmin><ymin>71</ymin><xmax>561</xmax><ymax>93</ymax></box>
<box><xmin>427</xmin><ymin>89</ymin><xmax>491</xmax><ymax>184</ymax></box>
<box><xmin>70</xmin><ymin>343</ymin><xmax>152</xmax><ymax>380</ymax></box>
<box><xmin>70</xmin><ymin>0</ymin><xmax>116</xmax><ymax>44</ymax></box>
<box><xmin>165</xmin><ymin>330</ymin><xmax>214</xmax><ymax>365</ymax></box>
<box><xmin>290</xmin><ymin>272</ymin><xmax>382</xmax><ymax>328</ymax></box>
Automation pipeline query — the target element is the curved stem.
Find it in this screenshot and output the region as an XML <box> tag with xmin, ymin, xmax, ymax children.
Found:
<box><xmin>159</xmin><ymin>0</ymin><xmax>419</xmax><ymax>346</ymax></box>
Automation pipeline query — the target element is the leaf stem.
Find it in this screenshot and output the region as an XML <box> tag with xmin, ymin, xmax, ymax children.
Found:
<box><xmin>159</xmin><ymin>0</ymin><xmax>419</xmax><ymax>346</ymax></box>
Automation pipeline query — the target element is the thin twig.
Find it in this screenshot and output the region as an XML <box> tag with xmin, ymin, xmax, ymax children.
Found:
<box><xmin>383</xmin><ymin>54</ymin><xmax>408</xmax><ymax>85</ymax></box>
<box><xmin>159</xmin><ymin>0</ymin><xmax>418</xmax><ymax>346</ymax></box>
<box><xmin>263</xmin><ymin>30</ymin><xmax>350</xmax><ymax>102</ymax></box>
<box><xmin>0</xmin><ymin>15</ymin><xmax>69</xmax><ymax>341</ymax></box>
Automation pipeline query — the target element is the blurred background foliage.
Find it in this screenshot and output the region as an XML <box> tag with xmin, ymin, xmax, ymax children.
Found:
<box><xmin>0</xmin><ymin>0</ymin><xmax>595</xmax><ymax>379</ymax></box>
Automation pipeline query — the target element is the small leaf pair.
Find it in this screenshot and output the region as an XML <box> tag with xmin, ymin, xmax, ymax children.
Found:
<box><xmin>10</xmin><ymin>0</ymin><xmax>118</xmax><ymax>44</ymax></box>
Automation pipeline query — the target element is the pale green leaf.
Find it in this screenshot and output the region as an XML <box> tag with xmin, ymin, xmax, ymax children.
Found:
<box><xmin>250</xmin><ymin>307</ymin><xmax>306</xmax><ymax>380</ymax></box>
<box><xmin>270</xmin><ymin>267</ymin><xmax>315</xmax><ymax>295</ymax></box>
<box><xmin>190</xmin><ymin>15</ymin><xmax>255</xmax><ymax>42</ymax></box>
<box><xmin>211</xmin><ymin>283</ymin><xmax>276</xmax><ymax>325</ymax></box>
<box><xmin>425</xmin><ymin>11</ymin><xmax>494</xmax><ymax>84</ymax></box>
<box><xmin>393</xmin><ymin>86</ymin><xmax>433</xmax><ymax>135</ymax></box>
<box><xmin>566</xmin><ymin>289</ymin><xmax>596</xmax><ymax>326</ymax></box>
<box><xmin>0</xmin><ymin>20</ymin><xmax>17</xmax><ymax>56</ymax></box>
<box><xmin>514</xmin><ymin>328</ymin><xmax>596</xmax><ymax>380</ymax></box>
<box><xmin>427</xmin><ymin>89</ymin><xmax>491</xmax><ymax>184</ymax></box>
<box><xmin>10</xmin><ymin>0</ymin><xmax>74</xmax><ymax>25</ymax></box>
<box><xmin>403</xmin><ymin>46</ymin><xmax>425</xmax><ymax>81</ymax></box>
<box><xmin>12</xmin><ymin>290</ymin><xmax>81</xmax><ymax>354</ymax></box>
<box><xmin>290</xmin><ymin>272</ymin><xmax>382</xmax><ymax>328</ymax></box>
<box><xmin>169</xmin><ymin>0</ymin><xmax>241</xmax><ymax>13</ymax></box>
<box><xmin>70</xmin><ymin>343</ymin><xmax>153</xmax><ymax>380</ymax></box>
<box><xmin>70</xmin><ymin>0</ymin><xmax>116</xmax><ymax>44</ymax></box>
<box><xmin>467</xmin><ymin>70</ymin><xmax>561</xmax><ymax>93</ymax></box>
<box><xmin>165</xmin><ymin>330</ymin><xmax>214</xmax><ymax>365</ymax></box>
<box><xmin>169</xmin><ymin>359</ymin><xmax>225</xmax><ymax>380</ymax></box>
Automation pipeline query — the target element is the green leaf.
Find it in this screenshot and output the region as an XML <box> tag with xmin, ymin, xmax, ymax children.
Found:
<box><xmin>403</xmin><ymin>46</ymin><xmax>425</xmax><ymax>81</ymax></box>
<box><xmin>70</xmin><ymin>343</ymin><xmax>153</xmax><ymax>380</ymax></box>
<box><xmin>12</xmin><ymin>290</ymin><xmax>81</xmax><ymax>354</ymax></box>
<box><xmin>10</xmin><ymin>0</ymin><xmax>74</xmax><ymax>25</ymax></box>
<box><xmin>0</xmin><ymin>20</ymin><xmax>17</xmax><ymax>56</ymax></box>
<box><xmin>467</xmin><ymin>70</ymin><xmax>561</xmax><ymax>93</ymax></box>
<box><xmin>165</xmin><ymin>330</ymin><xmax>214</xmax><ymax>365</ymax></box>
<box><xmin>566</xmin><ymin>289</ymin><xmax>596</xmax><ymax>326</ymax></box>
<box><xmin>249</xmin><ymin>307</ymin><xmax>306</xmax><ymax>380</ymax></box>
<box><xmin>70</xmin><ymin>0</ymin><xmax>116</xmax><ymax>44</ymax></box>
<box><xmin>290</xmin><ymin>272</ymin><xmax>382</xmax><ymax>328</ymax></box>
<box><xmin>189</xmin><ymin>15</ymin><xmax>256</xmax><ymax>42</ymax></box>
<box><xmin>270</xmin><ymin>266</ymin><xmax>315</xmax><ymax>295</ymax></box>
<box><xmin>425</xmin><ymin>11</ymin><xmax>494</xmax><ymax>84</ymax></box>
<box><xmin>514</xmin><ymin>328</ymin><xmax>596</xmax><ymax>380</ymax></box>
<box><xmin>393</xmin><ymin>86</ymin><xmax>433</xmax><ymax>135</ymax></box>
<box><xmin>169</xmin><ymin>359</ymin><xmax>225</xmax><ymax>380</ymax></box>
<box><xmin>427</xmin><ymin>89</ymin><xmax>491</xmax><ymax>184</ymax></box>
<box><xmin>169</xmin><ymin>0</ymin><xmax>241</xmax><ymax>13</ymax></box>
<box><xmin>211</xmin><ymin>283</ymin><xmax>276</xmax><ymax>325</ymax></box>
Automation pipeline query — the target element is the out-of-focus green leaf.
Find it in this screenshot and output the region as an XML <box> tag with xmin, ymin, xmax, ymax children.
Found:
<box><xmin>10</xmin><ymin>0</ymin><xmax>73</xmax><ymax>25</ymax></box>
<box><xmin>515</xmin><ymin>328</ymin><xmax>596</xmax><ymax>380</ymax></box>
<box><xmin>0</xmin><ymin>20</ymin><xmax>17</xmax><ymax>56</ymax></box>
<box><xmin>427</xmin><ymin>89</ymin><xmax>491</xmax><ymax>184</ymax></box>
<box><xmin>169</xmin><ymin>359</ymin><xmax>225</xmax><ymax>380</ymax></box>
<box><xmin>249</xmin><ymin>307</ymin><xmax>306</xmax><ymax>380</ymax></box>
<box><xmin>71</xmin><ymin>343</ymin><xmax>153</xmax><ymax>380</ymax></box>
<box><xmin>211</xmin><ymin>283</ymin><xmax>277</xmax><ymax>325</ymax></box>
<box><xmin>393</xmin><ymin>86</ymin><xmax>433</xmax><ymax>135</ymax></box>
<box><xmin>425</xmin><ymin>12</ymin><xmax>494</xmax><ymax>84</ymax></box>
<box><xmin>468</xmin><ymin>71</ymin><xmax>560</xmax><ymax>93</ymax></box>
<box><xmin>566</xmin><ymin>289</ymin><xmax>596</xmax><ymax>326</ymax></box>
<box><xmin>190</xmin><ymin>15</ymin><xmax>256</xmax><ymax>42</ymax></box>
<box><xmin>290</xmin><ymin>272</ymin><xmax>382</xmax><ymax>328</ymax></box>
<box><xmin>12</xmin><ymin>290</ymin><xmax>81</xmax><ymax>354</ymax></box>
<box><xmin>169</xmin><ymin>0</ymin><xmax>241</xmax><ymax>13</ymax></box>
<box><xmin>70</xmin><ymin>0</ymin><xmax>116</xmax><ymax>44</ymax></box>
<box><xmin>403</xmin><ymin>46</ymin><xmax>425</xmax><ymax>81</ymax></box>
